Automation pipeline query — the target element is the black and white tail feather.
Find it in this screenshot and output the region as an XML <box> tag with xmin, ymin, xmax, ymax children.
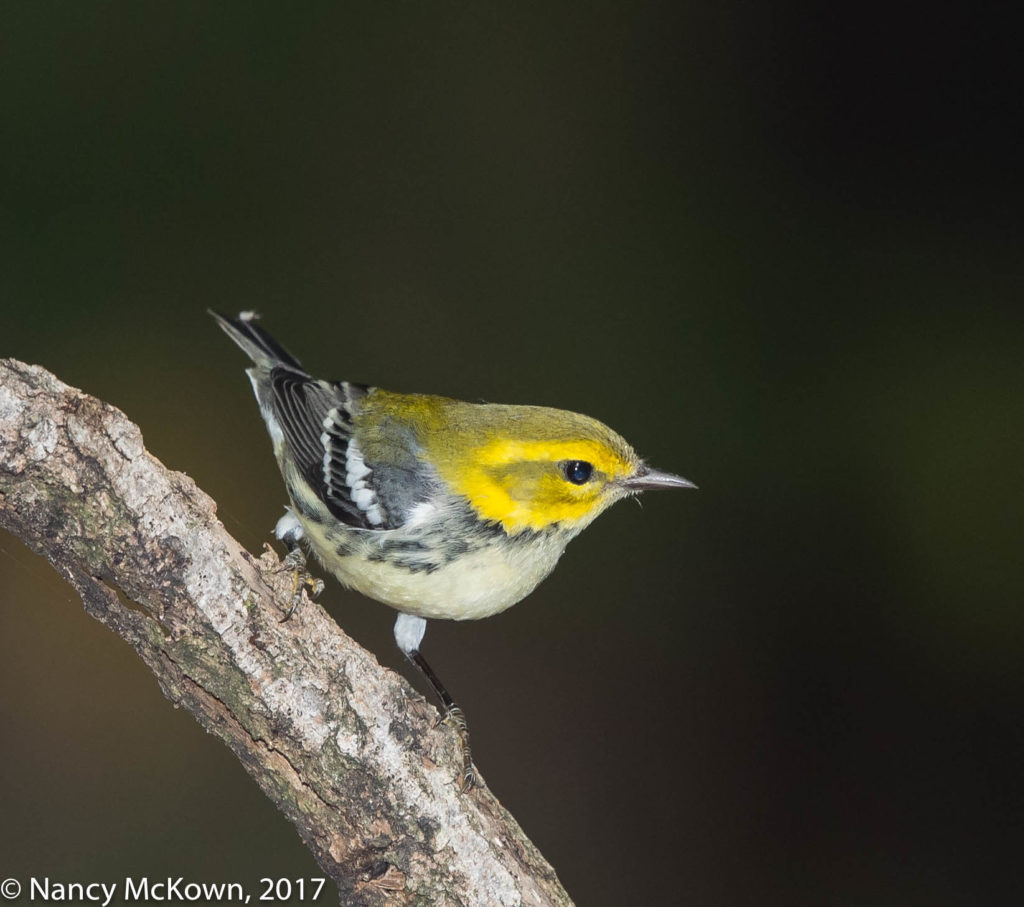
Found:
<box><xmin>209</xmin><ymin>309</ymin><xmax>307</xmax><ymax>372</ymax></box>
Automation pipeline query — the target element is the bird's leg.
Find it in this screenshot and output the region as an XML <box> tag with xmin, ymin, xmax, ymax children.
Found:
<box><xmin>272</xmin><ymin>511</ymin><xmax>324</xmax><ymax>621</ymax></box>
<box><xmin>394</xmin><ymin>613</ymin><xmax>475</xmax><ymax>792</ymax></box>
<box><xmin>408</xmin><ymin>649</ymin><xmax>475</xmax><ymax>792</ymax></box>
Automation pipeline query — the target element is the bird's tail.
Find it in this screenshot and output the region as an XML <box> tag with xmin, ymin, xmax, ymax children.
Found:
<box><xmin>209</xmin><ymin>310</ymin><xmax>307</xmax><ymax>372</ymax></box>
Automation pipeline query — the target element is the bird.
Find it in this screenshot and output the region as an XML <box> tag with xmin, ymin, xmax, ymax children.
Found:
<box><xmin>211</xmin><ymin>310</ymin><xmax>695</xmax><ymax>790</ymax></box>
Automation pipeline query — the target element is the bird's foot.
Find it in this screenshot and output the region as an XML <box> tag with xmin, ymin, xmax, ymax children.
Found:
<box><xmin>266</xmin><ymin>542</ymin><xmax>324</xmax><ymax>621</ymax></box>
<box><xmin>440</xmin><ymin>706</ymin><xmax>475</xmax><ymax>792</ymax></box>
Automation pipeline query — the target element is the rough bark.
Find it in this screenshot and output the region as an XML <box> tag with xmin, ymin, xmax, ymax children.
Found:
<box><xmin>0</xmin><ymin>358</ymin><xmax>573</xmax><ymax>907</ymax></box>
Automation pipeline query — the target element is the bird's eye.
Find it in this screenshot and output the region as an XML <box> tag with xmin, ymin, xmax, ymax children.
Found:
<box><xmin>562</xmin><ymin>460</ymin><xmax>593</xmax><ymax>485</ymax></box>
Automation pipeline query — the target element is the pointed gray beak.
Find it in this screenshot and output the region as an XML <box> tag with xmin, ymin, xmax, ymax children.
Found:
<box><xmin>623</xmin><ymin>464</ymin><xmax>698</xmax><ymax>492</ymax></box>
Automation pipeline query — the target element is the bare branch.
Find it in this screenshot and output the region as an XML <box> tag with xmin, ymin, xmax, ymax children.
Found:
<box><xmin>0</xmin><ymin>358</ymin><xmax>573</xmax><ymax>907</ymax></box>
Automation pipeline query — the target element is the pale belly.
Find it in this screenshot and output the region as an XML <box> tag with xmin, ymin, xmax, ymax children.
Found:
<box><xmin>301</xmin><ymin>516</ymin><xmax>570</xmax><ymax>621</ymax></box>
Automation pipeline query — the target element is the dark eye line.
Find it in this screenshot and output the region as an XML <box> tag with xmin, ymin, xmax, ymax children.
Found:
<box><xmin>561</xmin><ymin>459</ymin><xmax>594</xmax><ymax>485</ymax></box>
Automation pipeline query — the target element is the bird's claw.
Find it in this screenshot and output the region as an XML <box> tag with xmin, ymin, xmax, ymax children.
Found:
<box><xmin>276</xmin><ymin>545</ymin><xmax>324</xmax><ymax>621</ymax></box>
<box><xmin>439</xmin><ymin>706</ymin><xmax>475</xmax><ymax>792</ymax></box>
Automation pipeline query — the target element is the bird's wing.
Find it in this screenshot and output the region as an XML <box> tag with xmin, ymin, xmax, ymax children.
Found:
<box><xmin>269</xmin><ymin>370</ymin><xmax>434</xmax><ymax>531</ymax></box>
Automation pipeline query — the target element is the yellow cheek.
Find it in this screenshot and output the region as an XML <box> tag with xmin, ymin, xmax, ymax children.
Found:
<box><xmin>457</xmin><ymin>471</ymin><xmax>600</xmax><ymax>534</ymax></box>
<box><xmin>437</xmin><ymin>438</ymin><xmax>634</xmax><ymax>534</ymax></box>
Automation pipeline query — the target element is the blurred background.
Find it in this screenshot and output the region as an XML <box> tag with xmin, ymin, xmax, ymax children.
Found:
<box><xmin>2</xmin><ymin>3</ymin><xmax>1022</xmax><ymax>905</ymax></box>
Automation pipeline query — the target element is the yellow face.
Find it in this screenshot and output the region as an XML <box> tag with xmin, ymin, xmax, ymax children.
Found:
<box><xmin>356</xmin><ymin>391</ymin><xmax>644</xmax><ymax>536</ymax></box>
<box><xmin>447</xmin><ymin>437</ymin><xmax>638</xmax><ymax>535</ymax></box>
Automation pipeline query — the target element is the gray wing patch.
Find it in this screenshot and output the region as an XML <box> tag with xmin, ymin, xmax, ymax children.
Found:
<box><xmin>320</xmin><ymin>409</ymin><xmax>441</xmax><ymax>532</ymax></box>
<box><xmin>364</xmin><ymin>459</ymin><xmax>437</xmax><ymax>524</ymax></box>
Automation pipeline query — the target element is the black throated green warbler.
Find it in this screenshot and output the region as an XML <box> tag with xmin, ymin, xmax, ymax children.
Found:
<box><xmin>212</xmin><ymin>310</ymin><xmax>695</xmax><ymax>790</ymax></box>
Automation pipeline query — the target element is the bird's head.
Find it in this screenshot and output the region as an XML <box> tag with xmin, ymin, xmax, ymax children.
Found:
<box><xmin>427</xmin><ymin>402</ymin><xmax>695</xmax><ymax>536</ymax></box>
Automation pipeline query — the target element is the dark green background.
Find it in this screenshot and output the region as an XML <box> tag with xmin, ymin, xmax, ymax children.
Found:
<box><xmin>2</xmin><ymin>4</ymin><xmax>1022</xmax><ymax>905</ymax></box>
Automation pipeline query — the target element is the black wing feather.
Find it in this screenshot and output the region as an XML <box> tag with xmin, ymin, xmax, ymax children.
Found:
<box><xmin>272</xmin><ymin>370</ymin><xmax>328</xmax><ymax>469</ymax></box>
<box><xmin>267</xmin><ymin>369</ymin><xmax>386</xmax><ymax>529</ymax></box>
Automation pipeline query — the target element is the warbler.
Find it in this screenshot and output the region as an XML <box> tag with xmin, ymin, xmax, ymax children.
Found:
<box><xmin>212</xmin><ymin>310</ymin><xmax>695</xmax><ymax>790</ymax></box>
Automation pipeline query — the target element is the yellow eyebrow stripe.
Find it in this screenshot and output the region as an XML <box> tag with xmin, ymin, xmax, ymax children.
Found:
<box><xmin>473</xmin><ymin>439</ymin><xmax>630</xmax><ymax>477</ymax></box>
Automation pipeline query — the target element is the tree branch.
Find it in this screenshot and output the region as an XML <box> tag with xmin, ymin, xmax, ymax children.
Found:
<box><xmin>0</xmin><ymin>358</ymin><xmax>573</xmax><ymax>907</ymax></box>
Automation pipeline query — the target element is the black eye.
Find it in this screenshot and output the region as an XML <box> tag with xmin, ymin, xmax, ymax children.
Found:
<box><xmin>562</xmin><ymin>460</ymin><xmax>593</xmax><ymax>485</ymax></box>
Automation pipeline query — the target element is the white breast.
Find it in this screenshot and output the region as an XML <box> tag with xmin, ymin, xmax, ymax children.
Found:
<box><xmin>301</xmin><ymin>518</ymin><xmax>569</xmax><ymax>621</ymax></box>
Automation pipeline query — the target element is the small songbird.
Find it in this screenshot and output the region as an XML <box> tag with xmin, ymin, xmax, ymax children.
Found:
<box><xmin>212</xmin><ymin>310</ymin><xmax>695</xmax><ymax>790</ymax></box>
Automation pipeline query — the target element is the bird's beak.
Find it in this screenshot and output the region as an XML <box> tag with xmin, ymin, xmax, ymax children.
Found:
<box><xmin>623</xmin><ymin>464</ymin><xmax>698</xmax><ymax>492</ymax></box>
